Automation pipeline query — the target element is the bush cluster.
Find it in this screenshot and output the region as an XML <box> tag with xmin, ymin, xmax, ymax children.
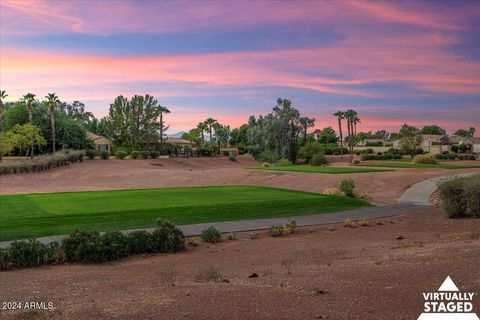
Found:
<box><xmin>150</xmin><ymin>151</ymin><xmax>160</xmax><ymax>159</ymax></box>
<box><xmin>438</xmin><ymin>175</ymin><xmax>480</xmax><ymax>218</ymax></box>
<box><xmin>360</xmin><ymin>153</ymin><xmax>402</xmax><ymax>161</ymax></box>
<box><xmin>0</xmin><ymin>219</ymin><xmax>185</xmax><ymax>271</ymax></box>
<box><xmin>310</xmin><ymin>154</ymin><xmax>328</xmax><ymax>166</ymax></box>
<box><xmin>228</xmin><ymin>155</ymin><xmax>237</xmax><ymax>162</ymax></box>
<box><xmin>435</xmin><ymin>153</ymin><xmax>476</xmax><ymax>161</ymax></box>
<box><xmin>100</xmin><ymin>151</ymin><xmax>110</xmax><ymax>160</ymax></box>
<box><xmin>116</xmin><ymin>150</ymin><xmax>128</xmax><ymax>159</ymax></box>
<box><xmin>86</xmin><ymin>149</ymin><xmax>98</xmax><ymax>159</ymax></box>
<box><xmin>340</xmin><ymin>179</ymin><xmax>355</xmax><ymax>197</ymax></box>
<box><xmin>413</xmin><ymin>153</ymin><xmax>436</xmax><ymax>164</ymax></box>
<box><xmin>276</xmin><ymin>158</ymin><xmax>291</xmax><ymax>166</ymax></box>
<box><xmin>268</xmin><ymin>221</ymin><xmax>296</xmax><ymax>237</ymax></box>
<box><xmin>0</xmin><ymin>151</ymin><xmax>84</xmax><ymax>175</ymax></box>
<box><xmin>201</xmin><ymin>226</ymin><xmax>222</xmax><ymax>243</ymax></box>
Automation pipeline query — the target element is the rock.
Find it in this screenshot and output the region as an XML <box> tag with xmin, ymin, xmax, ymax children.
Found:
<box><xmin>248</xmin><ymin>273</ymin><xmax>259</xmax><ymax>278</ymax></box>
<box><xmin>396</xmin><ymin>235</ymin><xmax>404</xmax><ymax>240</ymax></box>
<box><xmin>312</xmin><ymin>288</ymin><xmax>329</xmax><ymax>295</ymax></box>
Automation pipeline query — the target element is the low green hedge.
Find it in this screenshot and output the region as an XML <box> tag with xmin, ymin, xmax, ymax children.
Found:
<box><xmin>0</xmin><ymin>219</ymin><xmax>185</xmax><ymax>271</ymax></box>
<box><xmin>438</xmin><ymin>175</ymin><xmax>480</xmax><ymax>218</ymax></box>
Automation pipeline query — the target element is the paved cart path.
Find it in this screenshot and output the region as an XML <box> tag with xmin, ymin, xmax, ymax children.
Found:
<box><xmin>2</xmin><ymin>173</ymin><xmax>476</xmax><ymax>248</ymax></box>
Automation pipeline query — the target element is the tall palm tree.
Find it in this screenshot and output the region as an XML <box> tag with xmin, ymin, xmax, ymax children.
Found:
<box><xmin>23</xmin><ymin>93</ymin><xmax>36</xmax><ymax>158</ymax></box>
<box><xmin>334</xmin><ymin>111</ymin><xmax>345</xmax><ymax>161</ymax></box>
<box><xmin>197</xmin><ymin>122</ymin><xmax>208</xmax><ymax>145</ymax></box>
<box><xmin>204</xmin><ymin>118</ymin><xmax>217</xmax><ymax>144</ymax></box>
<box><xmin>0</xmin><ymin>90</ymin><xmax>7</xmax><ymax>133</ymax></box>
<box><xmin>157</xmin><ymin>104</ymin><xmax>170</xmax><ymax>145</ymax></box>
<box><xmin>344</xmin><ymin>109</ymin><xmax>356</xmax><ymax>163</ymax></box>
<box><xmin>45</xmin><ymin>93</ymin><xmax>60</xmax><ymax>153</ymax></box>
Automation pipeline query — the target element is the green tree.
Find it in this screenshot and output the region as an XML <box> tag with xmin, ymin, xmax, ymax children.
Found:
<box><xmin>420</xmin><ymin>125</ymin><xmax>446</xmax><ymax>135</ymax></box>
<box><xmin>334</xmin><ymin>111</ymin><xmax>345</xmax><ymax>161</ymax></box>
<box><xmin>213</xmin><ymin>122</ymin><xmax>231</xmax><ymax>152</ymax></box>
<box><xmin>196</xmin><ymin>122</ymin><xmax>208</xmax><ymax>145</ymax></box>
<box><xmin>10</xmin><ymin>124</ymin><xmax>46</xmax><ymax>158</ymax></box>
<box><xmin>299</xmin><ymin>116</ymin><xmax>315</xmax><ymax>145</ymax></box>
<box><xmin>399</xmin><ymin>124</ymin><xmax>422</xmax><ymax>158</ymax></box>
<box><xmin>0</xmin><ymin>131</ymin><xmax>15</xmax><ymax>162</ymax></box>
<box><xmin>182</xmin><ymin>128</ymin><xmax>201</xmax><ymax>145</ymax></box>
<box><xmin>229</xmin><ymin>124</ymin><xmax>248</xmax><ymax>146</ymax></box>
<box><xmin>45</xmin><ymin>93</ymin><xmax>60</xmax><ymax>153</ymax></box>
<box><xmin>298</xmin><ymin>142</ymin><xmax>324</xmax><ymax>163</ymax></box>
<box><xmin>317</xmin><ymin>127</ymin><xmax>338</xmax><ymax>144</ymax></box>
<box><xmin>22</xmin><ymin>93</ymin><xmax>37</xmax><ymax>158</ymax></box>
<box><xmin>0</xmin><ymin>90</ymin><xmax>7</xmax><ymax>132</ymax></box>
<box><xmin>157</xmin><ymin>104</ymin><xmax>170</xmax><ymax>145</ymax></box>
<box><xmin>204</xmin><ymin>118</ymin><xmax>218</xmax><ymax>145</ymax></box>
<box><xmin>454</xmin><ymin>127</ymin><xmax>476</xmax><ymax>137</ymax></box>
<box><xmin>344</xmin><ymin>109</ymin><xmax>359</xmax><ymax>163</ymax></box>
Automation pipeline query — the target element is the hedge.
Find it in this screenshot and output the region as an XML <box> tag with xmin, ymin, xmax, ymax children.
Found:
<box><xmin>438</xmin><ymin>174</ymin><xmax>480</xmax><ymax>218</ymax></box>
<box><xmin>0</xmin><ymin>151</ymin><xmax>84</xmax><ymax>175</ymax></box>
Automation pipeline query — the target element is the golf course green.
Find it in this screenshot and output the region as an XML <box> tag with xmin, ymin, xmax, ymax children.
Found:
<box><xmin>0</xmin><ymin>186</ymin><xmax>371</xmax><ymax>241</ymax></box>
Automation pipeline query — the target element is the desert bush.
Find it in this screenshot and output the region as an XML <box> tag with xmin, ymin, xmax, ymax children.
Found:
<box><xmin>153</xmin><ymin>219</ymin><xmax>186</xmax><ymax>253</ymax></box>
<box><xmin>0</xmin><ymin>249</ymin><xmax>12</xmax><ymax>271</ymax></box>
<box><xmin>8</xmin><ymin>240</ymin><xmax>49</xmax><ymax>268</ymax></box>
<box><xmin>116</xmin><ymin>150</ymin><xmax>128</xmax><ymax>159</ymax></box>
<box><xmin>86</xmin><ymin>149</ymin><xmax>97</xmax><ymax>159</ymax></box>
<box><xmin>282</xmin><ymin>220</ymin><xmax>296</xmax><ymax>234</ymax></box>
<box><xmin>201</xmin><ymin>226</ymin><xmax>222</xmax><ymax>243</ymax></box>
<box><xmin>261</xmin><ymin>162</ymin><xmax>270</xmax><ymax>167</ymax></box>
<box><xmin>126</xmin><ymin>230</ymin><xmax>155</xmax><ymax>254</ymax></box>
<box><xmin>62</xmin><ymin>230</ymin><xmax>103</xmax><ymax>263</ymax></box>
<box><xmin>130</xmin><ymin>151</ymin><xmax>141</xmax><ymax>159</ymax></box>
<box><xmin>352</xmin><ymin>158</ymin><xmax>361</xmax><ymax>164</ymax></box>
<box><xmin>0</xmin><ymin>150</ymin><xmax>85</xmax><ymax>175</ymax></box>
<box><xmin>344</xmin><ymin>218</ymin><xmax>358</xmax><ymax>228</ymax></box>
<box><xmin>276</xmin><ymin>158</ymin><xmax>291</xmax><ymax>166</ymax></box>
<box><xmin>98</xmin><ymin>231</ymin><xmax>129</xmax><ymax>261</ymax></box>
<box><xmin>257</xmin><ymin>150</ymin><xmax>278</xmax><ymax>163</ymax></box>
<box><xmin>228</xmin><ymin>155</ymin><xmax>237</xmax><ymax>162</ymax></box>
<box><xmin>45</xmin><ymin>241</ymin><xmax>66</xmax><ymax>264</ymax></box>
<box><xmin>340</xmin><ymin>179</ymin><xmax>355</xmax><ymax>197</ymax></box>
<box><xmin>141</xmin><ymin>151</ymin><xmax>151</xmax><ymax>159</ymax></box>
<box><xmin>194</xmin><ymin>266</ymin><xmax>224</xmax><ymax>283</ymax></box>
<box><xmin>361</xmin><ymin>153</ymin><xmax>402</xmax><ymax>161</ymax></box>
<box><xmin>227</xmin><ymin>232</ymin><xmax>237</xmax><ymax>240</ymax></box>
<box><xmin>248</xmin><ymin>231</ymin><xmax>259</xmax><ymax>240</ymax></box>
<box><xmin>150</xmin><ymin>151</ymin><xmax>160</xmax><ymax>159</ymax></box>
<box><xmin>100</xmin><ymin>150</ymin><xmax>110</xmax><ymax>160</ymax></box>
<box><xmin>323</xmin><ymin>187</ymin><xmax>344</xmax><ymax>197</ymax></box>
<box><xmin>413</xmin><ymin>153</ymin><xmax>436</xmax><ymax>164</ymax></box>
<box><xmin>310</xmin><ymin>154</ymin><xmax>328</xmax><ymax>166</ymax></box>
<box><xmin>439</xmin><ymin>175</ymin><xmax>480</xmax><ymax>218</ymax></box>
<box><xmin>268</xmin><ymin>225</ymin><xmax>284</xmax><ymax>237</ymax></box>
<box><xmin>358</xmin><ymin>219</ymin><xmax>369</xmax><ymax>227</ymax></box>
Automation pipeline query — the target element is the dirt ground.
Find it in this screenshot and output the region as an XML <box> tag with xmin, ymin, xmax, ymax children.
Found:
<box><xmin>1</xmin><ymin>156</ymin><xmax>479</xmax><ymax>204</ymax></box>
<box><xmin>1</xmin><ymin>207</ymin><xmax>479</xmax><ymax>320</ymax></box>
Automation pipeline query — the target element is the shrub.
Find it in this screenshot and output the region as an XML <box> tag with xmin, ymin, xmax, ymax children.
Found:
<box><xmin>62</xmin><ymin>230</ymin><xmax>103</xmax><ymax>263</ymax></box>
<box><xmin>340</xmin><ymin>179</ymin><xmax>355</xmax><ymax>197</ymax></box>
<box><xmin>451</xmin><ymin>145</ymin><xmax>459</xmax><ymax>153</ymax></box>
<box><xmin>276</xmin><ymin>158</ymin><xmax>291</xmax><ymax>166</ymax></box>
<box><xmin>153</xmin><ymin>219</ymin><xmax>186</xmax><ymax>253</ymax></box>
<box><xmin>116</xmin><ymin>150</ymin><xmax>128</xmax><ymax>159</ymax></box>
<box><xmin>0</xmin><ymin>249</ymin><xmax>12</xmax><ymax>271</ymax></box>
<box><xmin>194</xmin><ymin>266</ymin><xmax>224</xmax><ymax>283</ymax></box>
<box><xmin>413</xmin><ymin>153</ymin><xmax>436</xmax><ymax>164</ymax></box>
<box><xmin>86</xmin><ymin>149</ymin><xmax>97</xmax><ymax>159</ymax></box>
<box><xmin>8</xmin><ymin>240</ymin><xmax>49</xmax><ymax>268</ymax></box>
<box><xmin>261</xmin><ymin>162</ymin><xmax>270</xmax><ymax>167</ymax></box>
<box><xmin>228</xmin><ymin>155</ymin><xmax>237</xmax><ymax>162</ymax></box>
<box><xmin>268</xmin><ymin>225</ymin><xmax>284</xmax><ymax>237</ymax></box>
<box><xmin>131</xmin><ymin>151</ymin><xmax>141</xmax><ymax>159</ymax></box>
<box><xmin>227</xmin><ymin>232</ymin><xmax>237</xmax><ymax>240</ymax></box>
<box><xmin>126</xmin><ymin>231</ymin><xmax>154</xmax><ymax>254</ymax></box>
<box><xmin>98</xmin><ymin>231</ymin><xmax>129</xmax><ymax>261</ymax></box>
<box><xmin>150</xmin><ymin>151</ymin><xmax>160</xmax><ymax>159</ymax></box>
<box><xmin>100</xmin><ymin>150</ymin><xmax>110</xmax><ymax>160</ymax></box>
<box><xmin>365</xmin><ymin>141</ymin><xmax>383</xmax><ymax>147</ymax></box>
<box><xmin>257</xmin><ymin>150</ymin><xmax>278</xmax><ymax>163</ymax></box>
<box><xmin>45</xmin><ymin>241</ymin><xmax>66</xmax><ymax>264</ymax></box>
<box><xmin>282</xmin><ymin>220</ymin><xmax>296</xmax><ymax>234</ymax></box>
<box><xmin>141</xmin><ymin>151</ymin><xmax>151</xmax><ymax>159</ymax></box>
<box><xmin>358</xmin><ymin>219</ymin><xmax>369</xmax><ymax>227</ymax></box>
<box><xmin>310</xmin><ymin>154</ymin><xmax>328</xmax><ymax>166</ymax></box>
<box><xmin>352</xmin><ymin>158</ymin><xmax>361</xmax><ymax>164</ymax></box>
<box><xmin>323</xmin><ymin>187</ymin><xmax>344</xmax><ymax>196</ymax></box>
<box><xmin>344</xmin><ymin>218</ymin><xmax>358</xmax><ymax>228</ymax></box>
<box><xmin>438</xmin><ymin>175</ymin><xmax>480</xmax><ymax>218</ymax></box>
<box><xmin>200</xmin><ymin>226</ymin><xmax>222</xmax><ymax>243</ymax></box>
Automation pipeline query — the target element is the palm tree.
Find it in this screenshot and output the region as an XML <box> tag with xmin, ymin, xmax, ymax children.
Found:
<box><xmin>157</xmin><ymin>104</ymin><xmax>170</xmax><ymax>145</ymax></box>
<box><xmin>344</xmin><ymin>109</ymin><xmax>357</xmax><ymax>163</ymax></box>
<box><xmin>0</xmin><ymin>90</ymin><xmax>7</xmax><ymax>133</ymax></box>
<box><xmin>197</xmin><ymin>122</ymin><xmax>208</xmax><ymax>145</ymax></box>
<box><xmin>204</xmin><ymin>118</ymin><xmax>217</xmax><ymax>144</ymax></box>
<box><xmin>23</xmin><ymin>93</ymin><xmax>36</xmax><ymax>158</ymax></box>
<box><xmin>334</xmin><ymin>111</ymin><xmax>345</xmax><ymax>161</ymax></box>
<box><xmin>299</xmin><ymin>117</ymin><xmax>315</xmax><ymax>145</ymax></box>
<box><xmin>45</xmin><ymin>93</ymin><xmax>60</xmax><ymax>153</ymax></box>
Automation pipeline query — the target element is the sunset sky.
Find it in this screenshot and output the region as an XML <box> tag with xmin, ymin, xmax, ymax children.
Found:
<box><xmin>1</xmin><ymin>0</ymin><xmax>479</xmax><ymax>134</ymax></box>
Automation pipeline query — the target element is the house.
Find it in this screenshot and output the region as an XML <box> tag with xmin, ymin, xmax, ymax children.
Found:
<box><xmin>393</xmin><ymin>134</ymin><xmax>449</xmax><ymax>154</ymax></box>
<box><xmin>358</xmin><ymin>138</ymin><xmax>385</xmax><ymax>147</ymax></box>
<box><xmin>456</xmin><ymin>137</ymin><xmax>480</xmax><ymax>153</ymax></box>
<box><xmin>86</xmin><ymin>131</ymin><xmax>113</xmax><ymax>152</ymax></box>
<box><xmin>165</xmin><ymin>137</ymin><xmax>193</xmax><ymax>147</ymax></box>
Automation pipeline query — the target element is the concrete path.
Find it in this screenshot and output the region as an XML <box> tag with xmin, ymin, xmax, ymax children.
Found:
<box><xmin>398</xmin><ymin>172</ymin><xmax>476</xmax><ymax>205</ymax></box>
<box><xmin>2</xmin><ymin>173</ymin><xmax>476</xmax><ymax>248</ymax></box>
<box><xmin>0</xmin><ymin>203</ymin><xmax>426</xmax><ymax>248</ymax></box>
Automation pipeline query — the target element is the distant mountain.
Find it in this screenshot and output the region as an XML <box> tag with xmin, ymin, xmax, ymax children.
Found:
<box><xmin>166</xmin><ymin>131</ymin><xmax>186</xmax><ymax>138</ymax></box>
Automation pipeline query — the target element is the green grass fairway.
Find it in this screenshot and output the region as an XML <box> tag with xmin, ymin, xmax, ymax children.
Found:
<box><xmin>355</xmin><ymin>162</ymin><xmax>480</xmax><ymax>169</ymax></box>
<box><xmin>0</xmin><ymin>186</ymin><xmax>371</xmax><ymax>241</ymax></box>
<box><xmin>253</xmin><ymin>165</ymin><xmax>391</xmax><ymax>174</ymax></box>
